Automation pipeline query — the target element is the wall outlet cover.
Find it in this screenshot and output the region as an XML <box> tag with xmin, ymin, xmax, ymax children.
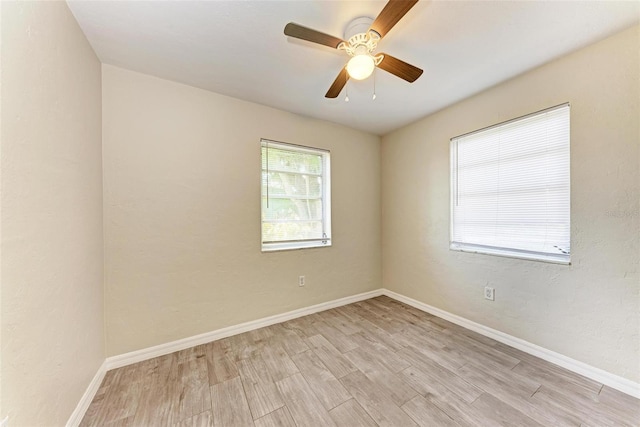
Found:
<box><xmin>484</xmin><ymin>286</ymin><xmax>495</xmax><ymax>301</ymax></box>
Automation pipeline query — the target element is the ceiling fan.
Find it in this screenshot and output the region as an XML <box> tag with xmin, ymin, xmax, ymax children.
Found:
<box><xmin>284</xmin><ymin>0</ymin><xmax>423</xmax><ymax>99</ymax></box>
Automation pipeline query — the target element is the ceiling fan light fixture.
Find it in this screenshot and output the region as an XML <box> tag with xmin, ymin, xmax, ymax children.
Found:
<box><xmin>346</xmin><ymin>54</ymin><xmax>375</xmax><ymax>80</ymax></box>
<box><xmin>283</xmin><ymin>0</ymin><xmax>422</xmax><ymax>98</ymax></box>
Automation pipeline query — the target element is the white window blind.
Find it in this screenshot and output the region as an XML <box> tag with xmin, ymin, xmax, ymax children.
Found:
<box><xmin>261</xmin><ymin>139</ymin><xmax>331</xmax><ymax>252</ymax></box>
<box><xmin>450</xmin><ymin>103</ymin><xmax>570</xmax><ymax>264</ymax></box>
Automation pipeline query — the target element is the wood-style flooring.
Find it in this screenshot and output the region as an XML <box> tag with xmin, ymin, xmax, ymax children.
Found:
<box><xmin>81</xmin><ymin>296</ymin><xmax>640</xmax><ymax>426</ymax></box>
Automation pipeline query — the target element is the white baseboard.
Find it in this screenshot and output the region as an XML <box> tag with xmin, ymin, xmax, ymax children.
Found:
<box><xmin>382</xmin><ymin>289</ymin><xmax>640</xmax><ymax>399</ymax></box>
<box><xmin>66</xmin><ymin>360</ymin><xmax>107</xmax><ymax>427</ymax></box>
<box><xmin>70</xmin><ymin>285</ymin><xmax>638</xmax><ymax>426</ymax></box>
<box><xmin>106</xmin><ymin>289</ymin><xmax>384</xmax><ymax>370</ymax></box>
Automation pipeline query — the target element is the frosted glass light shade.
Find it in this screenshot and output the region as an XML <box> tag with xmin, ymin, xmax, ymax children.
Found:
<box><xmin>346</xmin><ymin>54</ymin><xmax>375</xmax><ymax>80</ymax></box>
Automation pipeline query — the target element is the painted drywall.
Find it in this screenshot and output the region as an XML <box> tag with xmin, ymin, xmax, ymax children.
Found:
<box><xmin>0</xmin><ymin>2</ymin><xmax>104</xmax><ymax>425</ymax></box>
<box><xmin>382</xmin><ymin>25</ymin><xmax>639</xmax><ymax>382</ymax></box>
<box><xmin>102</xmin><ymin>65</ymin><xmax>381</xmax><ymax>356</ymax></box>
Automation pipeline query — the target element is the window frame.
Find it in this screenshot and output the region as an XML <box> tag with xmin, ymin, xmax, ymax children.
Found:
<box><xmin>449</xmin><ymin>103</ymin><xmax>571</xmax><ymax>264</ymax></box>
<box><xmin>260</xmin><ymin>139</ymin><xmax>332</xmax><ymax>252</ymax></box>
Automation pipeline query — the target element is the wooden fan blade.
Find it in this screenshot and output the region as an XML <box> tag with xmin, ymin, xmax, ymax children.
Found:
<box><xmin>369</xmin><ymin>0</ymin><xmax>418</xmax><ymax>39</ymax></box>
<box><xmin>377</xmin><ymin>53</ymin><xmax>423</xmax><ymax>82</ymax></box>
<box><xmin>284</xmin><ymin>23</ymin><xmax>345</xmax><ymax>49</ymax></box>
<box><xmin>325</xmin><ymin>68</ymin><xmax>349</xmax><ymax>98</ymax></box>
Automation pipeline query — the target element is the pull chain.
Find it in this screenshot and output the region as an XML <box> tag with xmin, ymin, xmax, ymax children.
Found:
<box><xmin>372</xmin><ymin>68</ymin><xmax>377</xmax><ymax>100</ymax></box>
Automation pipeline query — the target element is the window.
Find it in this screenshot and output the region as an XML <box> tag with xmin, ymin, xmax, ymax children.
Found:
<box><xmin>450</xmin><ymin>103</ymin><xmax>570</xmax><ymax>264</ymax></box>
<box><xmin>261</xmin><ymin>139</ymin><xmax>331</xmax><ymax>251</ymax></box>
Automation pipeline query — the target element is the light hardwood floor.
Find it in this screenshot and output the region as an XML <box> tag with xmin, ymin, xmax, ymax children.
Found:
<box><xmin>81</xmin><ymin>296</ymin><xmax>640</xmax><ymax>426</ymax></box>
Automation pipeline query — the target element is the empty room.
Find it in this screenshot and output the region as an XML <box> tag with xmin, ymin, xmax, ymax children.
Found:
<box><xmin>1</xmin><ymin>0</ymin><xmax>639</xmax><ymax>426</ymax></box>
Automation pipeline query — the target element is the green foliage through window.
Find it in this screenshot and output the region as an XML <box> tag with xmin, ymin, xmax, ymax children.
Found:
<box><xmin>261</xmin><ymin>140</ymin><xmax>331</xmax><ymax>251</ymax></box>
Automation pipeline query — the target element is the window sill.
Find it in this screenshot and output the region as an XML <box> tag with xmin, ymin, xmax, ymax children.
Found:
<box><xmin>450</xmin><ymin>243</ymin><xmax>570</xmax><ymax>265</ymax></box>
<box><xmin>262</xmin><ymin>241</ymin><xmax>332</xmax><ymax>252</ymax></box>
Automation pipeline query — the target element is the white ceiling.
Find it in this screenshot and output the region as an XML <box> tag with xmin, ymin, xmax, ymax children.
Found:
<box><xmin>67</xmin><ymin>0</ymin><xmax>639</xmax><ymax>135</ymax></box>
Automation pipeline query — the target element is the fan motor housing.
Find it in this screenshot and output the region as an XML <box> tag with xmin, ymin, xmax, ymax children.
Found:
<box><xmin>343</xmin><ymin>16</ymin><xmax>374</xmax><ymax>40</ymax></box>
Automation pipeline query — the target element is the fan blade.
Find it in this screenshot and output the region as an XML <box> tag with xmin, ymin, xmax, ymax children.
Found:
<box><xmin>369</xmin><ymin>0</ymin><xmax>418</xmax><ymax>39</ymax></box>
<box><xmin>377</xmin><ymin>53</ymin><xmax>423</xmax><ymax>82</ymax></box>
<box><xmin>284</xmin><ymin>23</ymin><xmax>345</xmax><ymax>49</ymax></box>
<box><xmin>325</xmin><ymin>68</ymin><xmax>349</xmax><ymax>98</ymax></box>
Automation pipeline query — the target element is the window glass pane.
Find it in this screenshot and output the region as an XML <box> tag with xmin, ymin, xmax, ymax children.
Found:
<box><xmin>261</xmin><ymin>172</ymin><xmax>322</xmax><ymax>198</ymax></box>
<box><xmin>261</xmin><ymin>198</ymin><xmax>323</xmax><ymax>221</ymax></box>
<box><xmin>261</xmin><ymin>139</ymin><xmax>331</xmax><ymax>251</ymax></box>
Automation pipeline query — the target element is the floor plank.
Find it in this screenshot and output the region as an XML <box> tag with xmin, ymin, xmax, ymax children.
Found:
<box><xmin>441</xmin><ymin>328</ymin><xmax>521</xmax><ymax>370</ymax></box>
<box><xmin>338</xmin><ymin>304</ymin><xmax>407</xmax><ymax>352</ymax></box>
<box><xmin>343</xmin><ymin>346</ymin><xmax>418</xmax><ymax>406</ymax></box>
<box><xmin>267</xmin><ymin>323</ymin><xmax>309</xmax><ymax>356</ymax></box>
<box><xmin>395</xmin><ymin>335</ymin><xmax>465</xmax><ymax>372</ymax></box>
<box><xmin>253</xmin><ymin>407</ymin><xmax>296</xmax><ymax>427</ymax></box>
<box><xmin>130</xmin><ymin>354</ymin><xmax>180</xmax><ymax>426</ymax></box>
<box><xmin>348</xmin><ymin>331</ymin><xmax>411</xmax><ymax>373</ymax></box>
<box><xmin>318</xmin><ymin>308</ymin><xmax>363</xmax><ymax>336</ymax></box>
<box><xmin>471</xmin><ymin>393</ymin><xmax>544</xmax><ymax>427</ymax></box>
<box><xmin>340</xmin><ymin>371</ymin><xmax>419</xmax><ymax>426</ymax></box>
<box><xmin>174</xmin><ymin>356</ymin><xmax>212</xmax><ymax>423</ymax></box>
<box><xmin>329</xmin><ymin>399</ymin><xmax>378</xmax><ymax>427</ymax></box>
<box><xmin>512</xmin><ymin>359</ymin><xmax>601</xmax><ymax>400</ymax></box>
<box><xmin>353</xmin><ymin>301</ymin><xmax>406</xmax><ymax>333</ymax></box>
<box><xmin>259</xmin><ymin>342</ymin><xmax>299</xmax><ymax>382</ymax></box>
<box><xmin>236</xmin><ymin>356</ymin><xmax>284</xmax><ymax>419</ymax></box>
<box><xmin>457</xmin><ymin>361</ymin><xmax>541</xmax><ymax>399</ymax></box>
<box><xmin>401</xmin><ymin>395</ymin><xmax>460</xmax><ymax>427</ymax></box>
<box><xmin>276</xmin><ymin>372</ymin><xmax>337</xmax><ymax>427</ymax></box>
<box><xmin>291</xmin><ymin>349</ymin><xmax>352</xmax><ymax>410</ymax></box>
<box><xmin>421</xmin><ymin>390</ymin><xmax>494</xmax><ymax>427</ymax></box>
<box><xmin>210</xmin><ymin>377</ymin><xmax>253</xmax><ymax>427</ymax></box>
<box><xmin>173</xmin><ymin>410</ymin><xmax>212</xmax><ymax>427</ymax></box>
<box><xmin>400</xmin><ymin>363</ymin><xmax>482</xmax><ymax>404</ymax></box>
<box><xmin>305</xmin><ymin>334</ymin><xmax>357</xmax><ymax>378</ymax></box>
<box><xmin>312</xmin><ymin>320</ymin><xmax>359</xmax><ymax>353</ymax></box>
<box><xmin>597</xmin><ymin>386</ymin><xmax>640</xmax><ymax>425</ymax></box>
<box><xmin>205</xmin><ymin>340</ymin><xmax>239</xmax><ymax>385</ymax></box>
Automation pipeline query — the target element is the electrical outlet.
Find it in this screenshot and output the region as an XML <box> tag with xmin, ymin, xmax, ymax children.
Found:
<box><xmin>484</xmin><ymin>286</ymin><xmax>495</xmax><ymax>301</ymax></box>
<box><xmin>298</xmin><ymin>276</ymin><xmax>305</xmax><ymax>287</ymax></box>
<box><xmin>1</xmin><ymin>415</ymin><xmax>8</xmax><ymax>427</ymax></box>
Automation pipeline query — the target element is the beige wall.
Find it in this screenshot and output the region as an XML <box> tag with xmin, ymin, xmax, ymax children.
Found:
<box><xmin>102</xmin><ymin>65</ymin><xmax>381</xmax><ymax>356</ymax></box>
<box><xmin>0</xmin><ymin>1</ymin><xmax>104</xmax><ymax>425</ymax></box>
<box><xmin>382</xmin><ymin>25</ymin><xmax>639</xmax><ymax>382</ymax></box>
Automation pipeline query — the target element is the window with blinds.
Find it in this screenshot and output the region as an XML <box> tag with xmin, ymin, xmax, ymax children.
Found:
<box><xmin>261</xmin><ymin>139</ymin><xmax>331</xmax><ymax>251</ymax></box>
<box><xmin>450</xmin><ymin>104</ymin><xmax>570</xmax><ymax>264</ymax></box>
